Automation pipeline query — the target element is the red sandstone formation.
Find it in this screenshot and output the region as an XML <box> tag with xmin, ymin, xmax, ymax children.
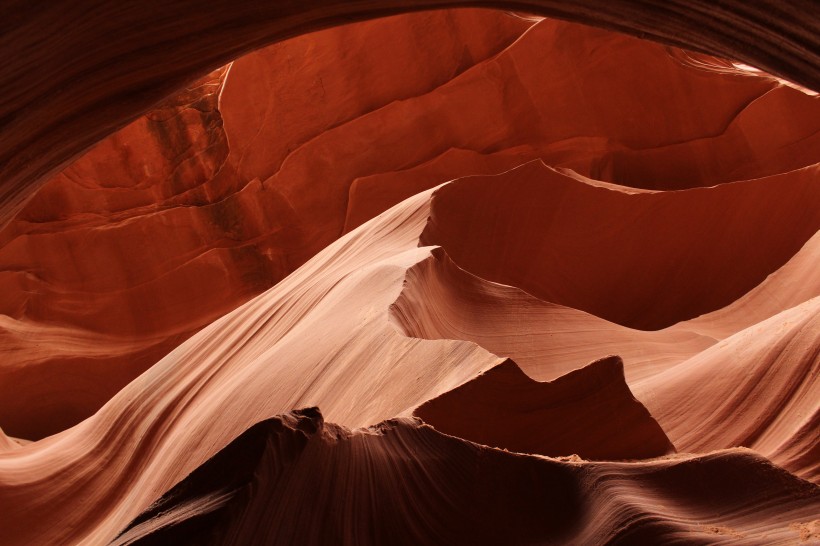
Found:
<box><xmin>422</xmin><ymin>162</ymin><xmax>819</xmax><ymax>328</ymax></box>
<box><xmin>414</xmin><ymin>356</ymin><xmax>676</xmax><ymax>460</ymax></box>
<box><xmin>0</xmin><ymin>5</ymin><xmax>818</xmax><ymax>546</ymax></box>
<box><xmin>2</xmin><ymin>1</ymin><xmax>819</xmax><ymax>228</ymax></box>
<box><xmin>112</xmin><ymin>409</ymin><xmax>819</xmax><ymax>545</ymax></box>
<box><xmin>0</xmin><ymin>10</ymin><xmax>533</xmax><ymax>439</ymax></box>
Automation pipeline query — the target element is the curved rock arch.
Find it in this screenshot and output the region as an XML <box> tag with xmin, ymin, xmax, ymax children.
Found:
<box><xmin>1</xmin><ymin>0</ymin><xmax>818</xmax><ymax>223</ymax></box>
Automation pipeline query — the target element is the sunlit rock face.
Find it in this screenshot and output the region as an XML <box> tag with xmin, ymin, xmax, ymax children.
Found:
<box><xmin>0</xmin><ymin>10</ymin><xmax>532</xmax><ymax>439</ymax></box>
<box><xmin>0</xmin><ymin>7</ymin><xmax>818</xmax><ymax>546</ymax></box>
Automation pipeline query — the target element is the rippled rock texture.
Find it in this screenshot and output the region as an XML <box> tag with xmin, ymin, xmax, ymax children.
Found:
<box><xmin>0</xmin><ymin>7</ymin><xmax>818</xmax><ymax>546</ymax></box>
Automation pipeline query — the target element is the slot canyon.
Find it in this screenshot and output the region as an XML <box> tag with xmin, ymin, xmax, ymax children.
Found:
<box><xmin>0</xmin><ymin>2</ymin><xmax>818</xmax><ymax>544</ymax></box>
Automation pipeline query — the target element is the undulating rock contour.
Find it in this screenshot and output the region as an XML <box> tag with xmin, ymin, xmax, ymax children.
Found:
<box><xmin>0</xmin><ymin>6</ymin><xmax>818</xmax><ymax>546</ymax></box>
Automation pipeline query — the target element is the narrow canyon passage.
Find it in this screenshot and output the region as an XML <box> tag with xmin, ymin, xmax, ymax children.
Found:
<box><xmin>0</xmin><ymin>6</ymin><xmax>818</xmax><ymax>546</ymax></box>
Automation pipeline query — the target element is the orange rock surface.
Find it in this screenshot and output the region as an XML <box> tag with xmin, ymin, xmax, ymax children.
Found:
<box><xmin>0</xmin><ymin>7</ymin><xmax>818</xmax><ymax>546</ymax></box>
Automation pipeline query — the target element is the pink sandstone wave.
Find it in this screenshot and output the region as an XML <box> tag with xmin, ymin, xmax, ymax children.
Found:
<box><xmin>0</xmin><ymin>7</ymin><xmax>817</xmax><ymax>546</ymax></box>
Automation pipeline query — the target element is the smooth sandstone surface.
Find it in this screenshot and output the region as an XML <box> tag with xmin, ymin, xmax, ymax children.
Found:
<box><xmin>414</xmin><ymin>355</ymin><xmax>677</xmax><ymax>460</ymax></box>
<box><xmin>0</xmin><ymin>7</ymin><xmax>818</xmax><ymax>546</ymax></box>
<box><xmin>1</xmin><ymin>0</ymin><xmax>819</xmax><ymax>232</ymax></box>
<box><xmin>0</xmin><ymin>10</ymin><xmax>532</xmax><ymax>439</ymax></box>
<box><xmin>1</xmin><ymin>170</ymin><xmax>817</xmax><ymax>544</ymax></box>
<box><xmin>112</xmin><ymin>409</ymin><xmax>819</xmax><ymax>546</ymax></box>
<box><xmin>4</xmin><ymin>15</ymin><xmax>820</xmax><ymax>439</ymax></box>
